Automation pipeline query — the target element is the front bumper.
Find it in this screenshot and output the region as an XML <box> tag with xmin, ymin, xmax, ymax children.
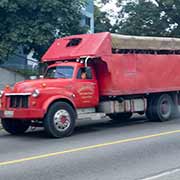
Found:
<box><xmin>0</xmin><ymin>108</ymin><xmax>45</xmax><ymax>120</ymax></box>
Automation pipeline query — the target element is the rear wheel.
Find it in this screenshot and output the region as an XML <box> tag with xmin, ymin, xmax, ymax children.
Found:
<box><xmin>44</xmin><ymin>102</ymin><xmax>76</xmax><ymax>138</ymax></box>
<box><xmin>146</xmin><ymin>94</ymin><xmax>173</xmax><ymax>122</ymax></box>
<box><xmin>1</xmin><ymin>119</ymin><xmax>30</xmax><ymax>135</ymax></box>
<box><xmin>109</xmin><ymin>113</ymin><xmax>132</xmax><ymax>123</ymax></box>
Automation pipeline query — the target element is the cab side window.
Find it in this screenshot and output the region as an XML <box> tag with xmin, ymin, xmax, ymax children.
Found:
<box><xmin>77</xmin><ymin>67</ymin><xmax>93</xmax><ymax>79</ymax></box>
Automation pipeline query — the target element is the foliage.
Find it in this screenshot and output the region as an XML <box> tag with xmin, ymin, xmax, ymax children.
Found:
<box><xmin>114</xmin><ymin>0</ymin><xmax>180</xmax><ymax>37</ymax></box>
<box><xmin>99</xmin><ymin>0</ymin><xmax>180</xmax><ymax>37</ymax></box>
<box><xmin>94</xmin><ymin>5</ymin><xmax>113</xmax><ymax>32</ymax></box>
<box><xmin>100</xmin><ymin>0</ymin><xmax>110</xmax><ymax>4</ymax></box>
<box><xmin>16</xmin><ymin>69</ymin><xmax>39</xmax><ymax>78</ymax></box>
<box><xmin>0</xmin><ymin>0</ymin><xmax>86</xmax><ymax>61</ymax></box>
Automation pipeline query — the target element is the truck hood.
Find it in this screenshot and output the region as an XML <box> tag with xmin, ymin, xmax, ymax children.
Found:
<box><xmin>12</xmin><ymin>79</ymin><xmax>73</xmax><ymax>93</ymax></box>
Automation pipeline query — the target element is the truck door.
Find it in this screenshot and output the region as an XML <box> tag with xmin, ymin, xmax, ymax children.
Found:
<box><xmin>74</xmin><ymin>67</ymin><xmax>99</xmax><ymax>108</ymax></box>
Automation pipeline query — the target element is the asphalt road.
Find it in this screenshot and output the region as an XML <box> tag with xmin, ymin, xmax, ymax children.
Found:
<box><xmin>0</xmin><ymin>116</ymin><xmax>180</xmax><ymax>180</ymax></box>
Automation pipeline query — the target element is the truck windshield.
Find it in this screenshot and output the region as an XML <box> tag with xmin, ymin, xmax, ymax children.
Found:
<box><xmin>45</xmin><ymin>66</ymin><xmax>74</xmax><ymax>79</ymax></box>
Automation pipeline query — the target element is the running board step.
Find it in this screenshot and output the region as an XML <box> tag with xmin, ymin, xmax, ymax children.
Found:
<box><xmin>78</xmin><ymin>113</ymin><xmax>106</xmax><ymax>121</ymax></box>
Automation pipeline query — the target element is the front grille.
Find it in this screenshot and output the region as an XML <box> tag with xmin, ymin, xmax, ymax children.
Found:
<box><xmin>9</xmin><ymin>95</ymin><xmax>29</xmax><ymax>108</ymax></box>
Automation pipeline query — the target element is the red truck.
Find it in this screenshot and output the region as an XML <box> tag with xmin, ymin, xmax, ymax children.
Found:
<box><xmin>1</xmin><ymin>32</ymin><xmax>180</xmax><ymax>137</ymax></box>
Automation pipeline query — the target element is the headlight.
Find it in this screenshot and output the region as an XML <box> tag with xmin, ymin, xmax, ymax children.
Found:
<box><xmin>0</xmin><ymin>90</ymin><xmax>4</xmax><ymax>98</ymax></box>
<box><xmin>32</xmin><ymin>89</ymin><xmax>40</xmax><ymax>98</ymax></box>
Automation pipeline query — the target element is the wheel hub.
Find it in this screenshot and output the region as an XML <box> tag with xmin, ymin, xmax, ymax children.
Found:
<box><xmin>54</xmin><ymin>110</ymin><xmax>71</xmax><ymax>132</ymax></box>
<box><xmin>160</xmin><ymin>100</ymin><xmax>170</xmax><ymax>115</ymax></box>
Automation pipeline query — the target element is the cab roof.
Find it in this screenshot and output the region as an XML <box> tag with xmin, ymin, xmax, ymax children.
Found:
<box><xmin>41</xmin><ymin>32</ymin><xmax>112</xmax><ymax>62</ymax></box>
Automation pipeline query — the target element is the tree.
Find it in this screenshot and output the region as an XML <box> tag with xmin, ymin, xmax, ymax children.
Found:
<box><xmin>154</xmin><ymin>0</ymin><xmax>180</xmax><ymax>37</ymax></box>
<box><xmin>114</xmin><ymin>0</ymin><xmax>180</xmax><ymax>37</ymax></box>
<box><xmin>100</xmin><ymin>0</ymin><xmax>110</xmax><ymax>4</ymax></box>
<box><xmin>0</xmin><ymin>0</ymin><xmax>86</xmax><ymax>61</ymax></box>
<box><xmin>94</xmin><ymin>5</ymin><xmax>113</xmax><ymax>33</ymax></box>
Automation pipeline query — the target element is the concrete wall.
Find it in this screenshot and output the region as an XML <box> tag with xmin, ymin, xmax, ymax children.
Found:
<box><xmin>0</xmin><ymin>67</ymin><xmax>25</xmax><ymax>90</ymax></box>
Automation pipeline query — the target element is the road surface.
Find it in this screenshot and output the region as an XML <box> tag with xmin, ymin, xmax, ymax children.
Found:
<box><xmin>0</xmin><ymin>116</ymin><xmax>180</xmax><ymax>180</ymax></box>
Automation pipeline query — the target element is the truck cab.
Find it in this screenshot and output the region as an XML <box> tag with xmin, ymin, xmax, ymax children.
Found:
<box><xmin>0</xmin><ymin>57</ymin><xmax>100</xmax><ymax>137</ymax></box>
<box><xmin>44</xmin><ymin>61</ymin><xmax>99</xmax><ymax>108</ymax></box>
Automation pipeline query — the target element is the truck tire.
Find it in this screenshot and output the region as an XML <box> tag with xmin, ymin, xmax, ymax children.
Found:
<box><xmin>147</xmin><ymin>94</ymin><xmax>173</xmax><ymax>122</ymax></box>
<box><xmin>1</xmin><ymin>119</ymin><xmax>30</xmax><ymax>135</ymax></box>
<box><xmin>109</xmin><ymin>113</ymin><xmax>132</xmax><ymax>123</ymax></box>
<box><xmin>44</xmin><ymin>102</ymin><xmax>76</xmax><ymax>138</ymax></box>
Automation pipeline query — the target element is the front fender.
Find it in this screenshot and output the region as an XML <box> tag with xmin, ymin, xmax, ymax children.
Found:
<box><xmin>42</xmin><ymin>95</ymin><xmax>76</xmax><ymax>114</ymax></box>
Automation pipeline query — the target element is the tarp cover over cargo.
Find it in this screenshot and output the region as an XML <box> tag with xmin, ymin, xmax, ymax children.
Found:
<box><xmin>42</xmin><ymin>32</ymin><xmax>180</xmax><ymax>96</ymax></box>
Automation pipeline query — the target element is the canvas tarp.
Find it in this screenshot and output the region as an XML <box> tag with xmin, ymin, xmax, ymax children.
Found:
<box><xmin>111</xmin><ymin>33</ymin><xmax>180</xmax><ymax>50</ymax></box>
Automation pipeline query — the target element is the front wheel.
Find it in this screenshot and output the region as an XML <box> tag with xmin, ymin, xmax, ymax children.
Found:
<box><xmin>1</xmin><ymin>119</ymin><xmax>30</xmax><ymax>135</ymax></box>
<box><xmin>44</xmin><ymin>102</ymin><xmax>76</xmax><ymax>138</ymax></box>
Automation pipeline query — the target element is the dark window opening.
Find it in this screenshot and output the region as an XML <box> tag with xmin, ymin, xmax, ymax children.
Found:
<box><xmin>66</xmin><ymin>38</ymin><xmax>82</xmax><ymax>47</ymax></box>
<box><xmin>85</xmin><ymin>16</ymin><xmax>91</xmax><ymax>27</ymax></box>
